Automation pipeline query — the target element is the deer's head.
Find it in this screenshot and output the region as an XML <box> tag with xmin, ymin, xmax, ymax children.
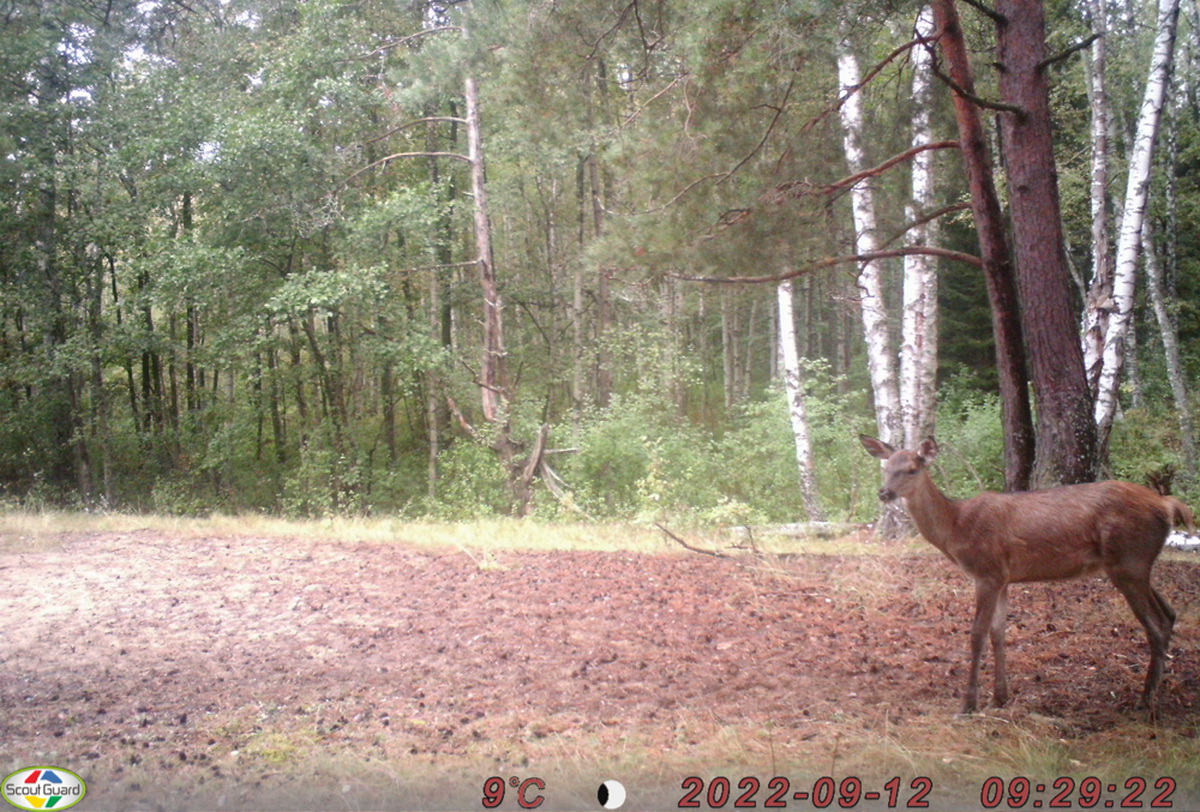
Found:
<box><xmin>860</xmin><ymin>435</ymin><xmax>939</xmax><ymax>502</ymax></box>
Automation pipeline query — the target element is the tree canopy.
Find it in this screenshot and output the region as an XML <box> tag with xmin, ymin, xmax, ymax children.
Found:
<box><xmin>2</xmin><ymin>0</ymin><xmax>1198</xmax><ymax>520</ymax></box>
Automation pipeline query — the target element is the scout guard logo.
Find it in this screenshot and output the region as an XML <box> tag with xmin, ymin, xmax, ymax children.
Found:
<box><xmin>2</xmin><ymin>768</ymin><xmax>87</xmax><ymax>810</ymax></box>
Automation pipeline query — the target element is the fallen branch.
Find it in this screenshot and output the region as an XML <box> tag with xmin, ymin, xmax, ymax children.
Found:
<box><xmin>654</xmin><ymin>523</ymin><xmax>732</xmax><ymax>559</ymax></box>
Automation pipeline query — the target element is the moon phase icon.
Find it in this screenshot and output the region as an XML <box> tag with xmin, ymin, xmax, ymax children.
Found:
<box><xmin>597</xmin><ymin>779</ymin><xmax>626</xmax><ymax>809</ymax></box>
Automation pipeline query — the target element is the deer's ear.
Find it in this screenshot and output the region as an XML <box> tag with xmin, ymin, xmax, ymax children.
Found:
<box><xmin>918</xmin><ymin>437</ymin><xmax>940</xmax><ymax>462</ymax></box>
<box><xmin>860</xmin><ymin>434</ymin><xmax>895</xmax><ymax>460</ymax></box>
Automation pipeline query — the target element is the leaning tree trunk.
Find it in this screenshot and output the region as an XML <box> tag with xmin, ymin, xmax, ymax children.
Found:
<box><xmin>995</xmin><ymin>0</ymin><xmax>1098</xmax><ymax>487</ymax></box>
<box><xmin>1093</xmin><ymin>0</ymin><xmax>1182</xmax><ymax>455</ymax></box>
<box><xmin>777</xmin><ymin>280</ymin><xmax>823</xmax><ymax>521</ymax></box>
<box><xmin>465</xmin><ymin>72</ymin><xmax>508</xmax><ymax>426</ymax></box>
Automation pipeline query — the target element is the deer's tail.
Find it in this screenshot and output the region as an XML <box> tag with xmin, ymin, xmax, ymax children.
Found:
<box><xmin>1166</xmin><ymin>497</ymin><xmax>1195</xmax><ymax>533</ymax></box>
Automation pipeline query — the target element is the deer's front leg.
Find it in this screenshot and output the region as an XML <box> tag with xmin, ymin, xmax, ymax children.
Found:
<box><xmin>990</xmin><ymin>586</ymin><xmax>1009</xmax><ymax>707</ymax></box>
<box><xmin>964</xmin><ymin>578</ymin><xmax>1004</xmax><ymax>714</ymax></box>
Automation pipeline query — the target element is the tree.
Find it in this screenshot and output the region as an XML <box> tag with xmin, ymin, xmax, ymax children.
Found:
<box><xmin>1092</xmin><ymin>0</ymin><xmax>1183</xmax><ymax>454</ymax></box>
<box><xmin>777</xmin><ymin>279</ymin><xmax>822</xmax><ymax>521</ymax></box>
<box><xmin>931</xmin><ymin>0</ymin><xmax>1035</xmax><ymax>490</ymax></box>
<box><xmin>994</xmin><ymin>0</ymin><xmax>1097</xmax><ymax>486</ymax></box>
<box><xmin>900</xmin><ymin>6</ymin><xmax>939</xmax><ymax>449</ymax></box>
<box><xmin>836</xmin><ymin>31</ymin><xmax>901</xmax><ymax>447</ymax></box>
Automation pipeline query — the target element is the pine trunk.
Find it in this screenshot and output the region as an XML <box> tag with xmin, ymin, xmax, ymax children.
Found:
<box><xmin>995</xmin><ymin>0</ymin><xmax>1098</xmax><ymax>486</ymax></box>
<box><xmin>932</xmin><ymin>0</ymin><xmax>1034</xmax><ymax>491</ymax></box>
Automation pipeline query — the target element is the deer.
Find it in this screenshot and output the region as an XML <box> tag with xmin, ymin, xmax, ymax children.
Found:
<box><xmin>860</xmin><ymin>435</ymin><xmax>1191</xmax><ymax>714</ymax></box>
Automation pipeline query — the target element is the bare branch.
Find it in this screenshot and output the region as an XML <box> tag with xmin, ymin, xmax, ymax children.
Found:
<box><xmin>654</xmin><ymin>523</ymin><xmax>732</xmax><ymax>559</ymax></box>
<box><xmin>927</xmin><ymin>56</ymin><xmax>1026</xmax><ymax>118</ymax></box>
<box><xmin>718</xmin><ymin>79</ymin><xmax>795</xmax><ymax>183</ymax></box>
<box><xmin>343</xmin><ymin>151</ymin><xmax>472</xmax><ymax>187</ymax></box>
<box><xmin>391</xmin><ymin>260</ymin><xmax>481</xmax><ymax>275</ymax></box>
<box><xmin>672</xmin><ymin>247</ymin><xmax>983</xmax><ymax>286</ymax></box>
<box><xmin>775</xmin><ymin>140</ymin><xmax>959</xmax><ymax>201</ymax></box>
<box><xmin>369</xmin><ymin>26</ymin><xmax>462</xmax><ymax>57</ymax></box>
<box><xmin>881</xmin><ymin>202</ymin><xmax>973</xmax><ymax>247</ymax></box>
<box><xmin>1035</xmin><ymin>33</ymin><xmax>1102</xmax><ymax>72</ymax></box>
<box><xmin>362</xmin><ymin>116</ymin><xmax>468</xmax><ymax>147</ymax></box>
<box><xmin>959</xmin><ymin>0</ymin><xmax>1006</xmax><ymax>25</ymax></box>
<box><xmin>445</xmin><ymin>395</ymin><xmax>480</xmax><ymax>440</ymax></box>
<box><xmin>620</xmin><ymin>72</ymin><xmax>688</xmax><ymax>128</ymax></box>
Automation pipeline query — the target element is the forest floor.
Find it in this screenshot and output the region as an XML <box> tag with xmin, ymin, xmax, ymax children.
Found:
<box><xmin>1</xmin><ymin>521</ymin><xmax>1199</xmax><ymax>811</ymax></box>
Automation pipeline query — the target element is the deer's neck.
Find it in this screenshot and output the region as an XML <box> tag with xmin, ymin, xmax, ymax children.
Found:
<box><xmin>904</xmin><ymin>472</ymin><xmax>960</xmax><ymax>553</ymax></box>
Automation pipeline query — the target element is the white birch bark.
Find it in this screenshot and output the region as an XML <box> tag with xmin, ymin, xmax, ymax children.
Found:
<box><xmin>1080</xmin><ymin>0</ymin><xmax>1112</xmax><ymax>392</ymax></box>
<box><xmin>1093</xmin><ymin>0</ymin><xmax>1181</xmax><ymax>440</ymax></box>
<box><xmin>777</xmin><ymin>280</ymin><xmax>823</xmax><ymax>521</ymax></box>
<box><xmin>901</xmin><ymin>6</ymin><xmax>938</xmax><ymax>449</ymax></box>
<box><xmin>837</xmin><ymin>39</ymin><xmax>901</xmax><ymax>445</ymax></box>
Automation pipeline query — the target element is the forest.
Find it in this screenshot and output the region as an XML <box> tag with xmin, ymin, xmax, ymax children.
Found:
<box><xmin>2</xmin><ymin>0</ymin><xmax>1198</xmax><ymax>524</ymax></box>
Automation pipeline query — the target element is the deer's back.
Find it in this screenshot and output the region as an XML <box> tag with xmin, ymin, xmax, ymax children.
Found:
<box><xmin>949</xmin><ymin>480</ymin><xmax>1175</xmax><ymax>583</ymax></box>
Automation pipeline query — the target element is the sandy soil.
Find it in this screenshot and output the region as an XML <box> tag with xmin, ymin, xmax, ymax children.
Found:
<box><xmin>1</xmin><ymin>530</ymin><xmax>1197</xmax><ymax>811</ymax></box>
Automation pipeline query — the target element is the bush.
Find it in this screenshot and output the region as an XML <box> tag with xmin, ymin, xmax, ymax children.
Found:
<box><xmin>930</xmin><ymin>387</ymin><xmax>1006</xmax><ymax>498</ymax></box>
<box><xmin>422</xmin><ymin>437</ymin><xmax>510</xmax><ymax>520</ymax></box>
<box><xmin>555</xmin><ymin>392</ymin><xmax>721</xmax><ymax>521</ymax></box>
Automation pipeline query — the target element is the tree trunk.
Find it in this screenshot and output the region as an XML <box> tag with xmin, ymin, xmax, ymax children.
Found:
<box><xmin>777</xmin><ymin>280</ymin><xmax>823</xmax><ymax>521</ymax></box>
<box><xmin>995</xmin><ymin>0</ymin><xmax>1097</xmax><ymax>487</ymax></box>
<box><xmin>465</xmin><ymin>72</ymin><xmax>508</xmax><ymax>425</ymax></box>
<box><xmin>1142</xmin><ymin>219</ymin><xmax>1196</xmax><ymax>476</ymax></box>
<box><xmin>1093</xmin><ymin>0</ymin><xmax>1182</xmax><ymax>454</ymax></box>
<box><xmin>901</xmin><ymin>6</ymin><xmax>939</xmax><ymax>449</ymax></box>
<box><xmin>932</xmin><ymin>0</ymin><xmax>1034</xmax><ymax>491</ymax></box>
<box><xmin>1081</xmin><ymin>0</ymin><xmax>1113</xmax><ymax>393</ymax></box>
<box><xmin>836</xmin><ymin>36</ymin><xmax>901</xmax><ymax>446</ymax></box>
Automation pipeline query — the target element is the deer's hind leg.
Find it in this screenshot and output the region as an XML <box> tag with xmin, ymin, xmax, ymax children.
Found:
<box><xmin>1153</xmin><ymin>586</ymin><xmax>1176</xmax><ymax>644</ymax></box>
<box><xmin>1107</xmin><ymin>566</ymin><xmax>1172</xmax><ymax>708</ymax></box>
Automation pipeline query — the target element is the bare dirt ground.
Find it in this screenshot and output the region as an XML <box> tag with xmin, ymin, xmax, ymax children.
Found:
<box><xmin>1</xmin><ymin>529</ymin><xmax>1199</xmax><ymax>811</ymax></box>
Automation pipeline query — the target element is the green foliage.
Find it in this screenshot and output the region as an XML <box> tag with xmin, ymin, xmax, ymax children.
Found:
<box><xmin>424</xmin><ymin>439</ymin><xmax>511</xmax><ymax>520</ymax></box>
<box><xmin>1107</xmin><ymin>407</ymin><xmax>1189</xmax><ymax>494</ymax></box>
<box><xmin>0</xmin><ymin>0</ymin><xmax>1196</xmax><ymax>529</ymax></box>
<box><xmin>927</xmin><ymin>381</ymin><xmax>1006</xmax><ymax>498</ymax></box>
<box><xmin>550</xmin><ymin>360</ymin><xmax>871</xmax><ymax>525</ymax></box>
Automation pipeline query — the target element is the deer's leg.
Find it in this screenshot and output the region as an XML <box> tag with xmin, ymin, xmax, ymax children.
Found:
<box><xmin>1152</xmin><ymin>586</ymin><xmax>1176</xmax><ymax>645</ymax></box>
<box><xmin>1108</xmin><ymin>570</ymin><xmax>1170</xmax><ymax>708</ymax></box>
<box><xmin>964</xmin><ymin>579</ymin><xmax>1003</xmax><ymax>714</ymax></box>
<box><xmin>990</xmin><ymin>586</ymin><xmax>1009</xmax><ymax>708</ymax></box>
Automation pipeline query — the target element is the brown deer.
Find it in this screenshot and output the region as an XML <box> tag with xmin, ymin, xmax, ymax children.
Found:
<box><xmin>860</xmin><ymin>435</ymin><xmax>1191</xmax><ymax>713</ymax></box>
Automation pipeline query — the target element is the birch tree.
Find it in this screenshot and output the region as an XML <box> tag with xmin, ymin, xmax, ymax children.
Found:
<box><xmin>777</xmin><ymin>280</ymin><xmax>823</xmax><ymax>521</ymax></box>
<box><xmin>836</xmin><ymin>36</ymin><xmax>901</xmax><ymax>446</ymax></box>
<box><xmin>1093</xmin><ymin>0</ymin><xmax>1183</xmax><ymax>451</ymax></box>
<box><xmin>1081</xmin><ymin>0</ymin><xmax>1113</xmax><ymax>391</ymax></box>
<box><xmin>901</xmin><ymin>6</ymin><xmax>939</xmax><ymax>449</ymax></box>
